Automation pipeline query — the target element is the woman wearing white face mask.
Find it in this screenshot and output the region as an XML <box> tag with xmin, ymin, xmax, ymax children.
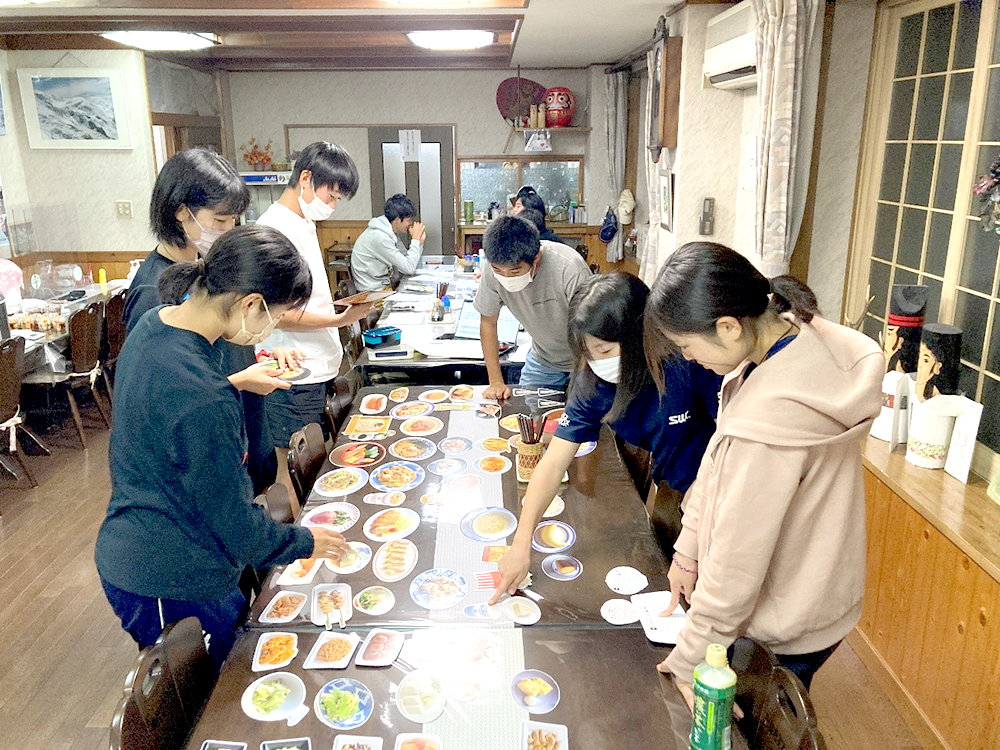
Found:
<box><xmin>490</xmin><ymin>272</ymin><xmax>722</xmax><ymax>602</ymax></box>
<box><xmin>123</xmin><ymin>148</ymin><xmax>295</xmax><ymax>496</ymax></box>
<box><xmin>96</xmin><ymin>225</ymin><xmax>350</xmax><ymax>670</ymax></box>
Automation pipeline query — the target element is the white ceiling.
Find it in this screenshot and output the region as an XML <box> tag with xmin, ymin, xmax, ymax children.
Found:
<box><xmin>511</xmin><ymin>0</ymin><xmax>673</xmax><ymax>67</ymax></box>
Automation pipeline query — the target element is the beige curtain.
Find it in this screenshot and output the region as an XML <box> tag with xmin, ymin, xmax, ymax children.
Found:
<box><xmin>639</xmin><ymin>49</ymin><xmax>662</xmax><ymax>285</ymax></box>
<box><xmin>605</xmin><ymin>70</ymin><xmax>628</xmax><ymax>263</ymax></box>
<box><xmin>751</xmin><ymin>0</ymin><xmax>821</xmax><ymax>278</ymax></box>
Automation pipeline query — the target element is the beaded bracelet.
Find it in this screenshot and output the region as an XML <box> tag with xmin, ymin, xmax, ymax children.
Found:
<box><xmin>672</xmin><ymin>556</ymin><xmax>698</xmax><ymax>575</ymax></box>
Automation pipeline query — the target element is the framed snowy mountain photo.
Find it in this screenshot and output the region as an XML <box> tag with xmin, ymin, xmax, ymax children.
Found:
<box><xmin>17</xmin><ymin>68</ymin><xmax>132</xmax><ymax>149</ymax></box>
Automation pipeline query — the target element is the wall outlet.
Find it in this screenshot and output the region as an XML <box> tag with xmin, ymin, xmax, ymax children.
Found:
<box><xmin>115</xmin><ymin>200</ymin><xmax>133</xmax><ymax>218</ymax></box>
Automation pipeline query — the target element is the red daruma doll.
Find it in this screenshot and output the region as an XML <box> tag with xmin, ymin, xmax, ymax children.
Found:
<box><xmin>544</xmin><ymin>87</ymin><xmax>576</xmax><ymax>127</ymax></box>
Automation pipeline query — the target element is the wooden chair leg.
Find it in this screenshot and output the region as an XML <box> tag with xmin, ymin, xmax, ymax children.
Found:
<box><xmin>12</xmin><ymin>449</ymin><xmax>36</xmax><ymax>488</ymax></box>
<box><xmin>102</xmin><ymin>368</ymin><xmax>115</xmax><ymax>404</ymax></box>
<box><xmin>0</xmin><ymin>453</ymin><xmax>25</xmax><ymax>482</ymax></box>
<box><xmin>92</xmin><ymin>382</ymin><xmax>113</xmax><ymax>429</ymax></box>
<box><xmin>17</xmin><ymin>425</ymin><xmax>51</xmax><ymax>456</ymax></box>
<box><xmin>65</xmin><ymin>387</ymin><xmax>86</xmax><ymax>450</ymax></box>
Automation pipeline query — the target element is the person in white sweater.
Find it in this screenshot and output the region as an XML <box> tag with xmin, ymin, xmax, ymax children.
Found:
<box><xmin>350</xmin><ymin>193</ymin><xmax>426</xmax><ymax>291</ymax></box>
<box><xmin>645</xmin><ymin>242</ymin><xmax>883</xmax><ymax>708</ymax></box>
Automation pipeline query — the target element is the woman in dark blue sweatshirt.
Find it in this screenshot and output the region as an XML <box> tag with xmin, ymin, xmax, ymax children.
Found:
<box><xmin>491</xmin><ymin>272</ymin><xmax>720</xmax><ymax>601</ymax></box>
<box><xmin>96</xmin><ymin>225</ymin><xmax>348</xmax><ymax>669</ymax></box>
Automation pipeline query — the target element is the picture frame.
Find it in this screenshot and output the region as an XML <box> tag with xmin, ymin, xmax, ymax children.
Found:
<box><xmin>659</xmin><ymin>171</ymin><xmax>674</xmax><ymax>232</ymax></box>
<box><xmin>647</xmin><ymin>37</ymin><xmax>665</xmax><ymax>162</ymax></box>
<box><xmin>647</xmin><ymin>36</ymin><xmax>682</xmax><ymax>162</ymax></box>
<box><xmin>17</xmin><ymin>68</ymin><xmax>132</xmax><ymax>149</ymax></box>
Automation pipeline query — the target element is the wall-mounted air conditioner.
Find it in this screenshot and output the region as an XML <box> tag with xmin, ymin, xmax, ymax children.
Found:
<box><xmin>704</xmin><ymin>0</ymin><xmax>758</xmax><ymax>90</ymax></box>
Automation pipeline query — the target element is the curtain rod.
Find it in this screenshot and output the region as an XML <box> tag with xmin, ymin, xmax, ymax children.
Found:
<box><xmin>604</xmin><ymin>15</ymin><xmax>669</xmax><ymax>74</ymax></box>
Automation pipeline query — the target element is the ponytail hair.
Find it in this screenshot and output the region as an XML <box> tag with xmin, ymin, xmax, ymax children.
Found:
<box><xmin>644</xmin><ymin>242</ymin><xmax>818</xmax><ymax>386</ymax></box>
<box><xmin>158</xmin><ymin>224</ymin><xmax>312</xmax><ymax>309</ymax></box>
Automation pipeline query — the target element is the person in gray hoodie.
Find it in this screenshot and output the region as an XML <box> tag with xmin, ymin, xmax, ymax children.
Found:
<box><xmin>645</xmin><ymin>242</ymin><xmax>883</xmax><ymax>707</ymax></box>
<box><xmin>350</xmin><ymin>193</ymin><xmax>426</xmax><ymax>291</ymax></box>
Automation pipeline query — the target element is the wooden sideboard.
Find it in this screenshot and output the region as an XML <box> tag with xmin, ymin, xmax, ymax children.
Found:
<box><xmin>855</xmin><ymin>437</ymin><xmax>1000</xmax><ymax>750</ymax></box>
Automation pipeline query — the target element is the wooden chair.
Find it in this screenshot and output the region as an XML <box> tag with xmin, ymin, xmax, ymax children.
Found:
<box><xmin>100</xmin><ymin>289</ymin><xmax>128</xmax><ymax>400</ymax></box>
<box><xmin>0</xmin><ymin>336</ymin><xmax>51</xmax><ymax>489</ymax></box>
<box><xmin>614</xmin><ymin>435</ymin><xmax>654</xmax><ymax>501</ymax></box>
<box><xmin>324</xmin><ymin>370</ymin><xmax>361</xmax><ymax>437</ymax></box>
<box><xmin>731</xmin><ymin>636</ymin><xmax>780</xmax><ymax>735</ymax></box>
<box><xmin>155</xmin><ymin>617</ymin><xmax>216</xmax><ymax>726</ymax></box>
<box><xmin>109</xmin><ymin>643</ymin><xmax>186</xmax><ymax>750</ymax></box>
<box><xmin>261</xmin><ymin>482</ymin><xmax>295</xmax><ymax>524</ymax></box>
<box><xmin>287</xmin><ymin>423</ymin><xmax>326</xmax><ymax>508</ymax></box>
<box><xmin>23</xmin><ymin>301</ymin><xmax>111</xmax><ymax>448</ymax></box>
<box><xmin>731</xmin><ymin>636</ymin><xmax>828</xmax><ymax>750</ymax></box>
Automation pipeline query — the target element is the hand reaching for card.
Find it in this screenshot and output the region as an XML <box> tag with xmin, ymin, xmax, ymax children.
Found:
<box><xmin>490</xmin><ymin>544</ymin><xmax>530</xmax><ymax>605</ymax></box>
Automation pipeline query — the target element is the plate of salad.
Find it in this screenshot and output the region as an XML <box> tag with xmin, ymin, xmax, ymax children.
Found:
<box><xmin>314</xmin><ymin>677</ymin><xmax>374</xmax><ymax>730</ymax></box>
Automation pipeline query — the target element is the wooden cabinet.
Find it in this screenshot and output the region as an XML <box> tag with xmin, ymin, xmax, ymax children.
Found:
<box><xmin>857</xmin><ymin>439</ymin><xmax>1000</xmax><ymax>750</ymax></box>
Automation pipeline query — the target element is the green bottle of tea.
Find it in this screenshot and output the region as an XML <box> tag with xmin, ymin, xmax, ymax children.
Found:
<box><xmin>690</xmin><ymin>643</ymin><xmax>737</xmax><ymax>750</ymax></box>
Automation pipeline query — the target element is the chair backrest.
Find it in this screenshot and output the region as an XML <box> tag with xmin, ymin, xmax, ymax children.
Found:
<box><xmin>755</xmin><ymin>666</ymin><xmax>822</xmax><ymax>750</ymax></box>
<box><xmin>287</xmin><ymin>422</ymin><xmax>327</xmax><ymax>505</ymax></box>
<box><xmin>156</xmin><ymin>616</ymin><xmax>216</xmax><ymax>726</ymax></box>
<box><xmin>68</xmin><ymin>301</ymin><xmax>104</xmax><ymax>373</ymax></box>
<box><xmin>731</xmin><ymin>636</ymin><xmax>780</xmax><ymax>732</ymax></box>
<box><xmin>262</xmin><ymin>482</ymin><xmax>295</xmax><ymax>524</ymax></box>
<box><xmin>109</xmin><ymin>641</ymin><xmax>188</xmax><ymax>750</ymax></box>
<box><xmin>0</xmin><ymin>336</ymin><xmax>25</xmax><ymax>424</ymax></box>
<box><xmin>102</xmin><ymin>290</ymin><xmax>128</xmax><ymax>364</ymax></box>
<box><xmin>614</xmin><ymin>435</ymin><xmax>653</xmax><ymax>500</ymax></box>
<box><xmin>324</xmin><ymin>372</ymin><xmax>361</xmax><ymax>437</ymax></box>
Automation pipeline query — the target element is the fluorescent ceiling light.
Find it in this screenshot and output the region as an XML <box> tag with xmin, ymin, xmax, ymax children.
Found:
<box><xmin>100</xmin><ymin>31</ymin><xmax>218</xmax><ymax>51</ymax></box>
<box><xmin>406</xmin><ymin>30</ymin><xmax>495</xmax><ymax>50</ymax></box>
<box><xmin>398</xmin><ymin>0</ymin><xmax>471</xmax><ymax>4</ymax></box>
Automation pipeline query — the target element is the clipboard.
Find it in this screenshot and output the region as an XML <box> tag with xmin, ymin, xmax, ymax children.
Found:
<box><xmin>333</xmin><ymin>290</ymin><xmax>394</xmax><ymax>307</ymax></box>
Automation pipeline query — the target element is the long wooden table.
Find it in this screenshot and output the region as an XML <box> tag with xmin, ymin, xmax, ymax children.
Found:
<box><xmin>186</xmin><ymin>387</ymin><xmax>743</xmax><ymax>750</ymax></box>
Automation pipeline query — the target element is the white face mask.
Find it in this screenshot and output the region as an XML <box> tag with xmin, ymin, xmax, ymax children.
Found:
<box><xmin>298</xmin><ymin>184</ymin><xmax>335</xmax><ymax>221</ymax></box>
<box><xmin>495</xmin><ymin>270</ymin><xmax>534</xmax><ymax>293</ymax></box>
<box><xmin>186</xmin><ymin>209</ymin><xmax>226</xmax><ymax>255</ymax></box>
<box><xmin>224</xmin><ymin>299</ymin><xmax>279</xmax><ymax>346</ymax></box>
<box><xmin>588</xmin><ymin>355</ymin><xmax>621</xmax><ymax>383</ymax></box>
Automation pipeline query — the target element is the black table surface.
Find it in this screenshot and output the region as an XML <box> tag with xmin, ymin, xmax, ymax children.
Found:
<box><xmin>247</xmin><ymin>388</ymin><xmax>670</xmax><ymax>631</ymax></box>
<box><xmin>185</xmin><ymin>626</ymin><xmax>748</xmax><ymax>750</ymax></box>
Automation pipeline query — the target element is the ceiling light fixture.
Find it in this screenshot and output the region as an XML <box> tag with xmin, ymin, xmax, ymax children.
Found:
<box><xmin>397</xmin><ymin>0</ymin><xmax>471</xmax><ymax>4</ymax></box>
<box><xmin>99</xmin><ymin>31</ymin><xmax>219</xmax><ymax>51</ymax></box>
<box><xmin>406</xmin><ymin>30</ymin><xmax>495</xmax><ymax>50</ymax></box>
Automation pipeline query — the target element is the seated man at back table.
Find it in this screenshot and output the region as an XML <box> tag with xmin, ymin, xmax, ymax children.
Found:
<box><xmin>476</xmin><ymin>215</ymin><xmax>592</xmax><ymax>399</ymax></box>
<box><xmin>350</xmin><ymin>193</ymin><xmax>426</xmax><ymax>291</ymax></box>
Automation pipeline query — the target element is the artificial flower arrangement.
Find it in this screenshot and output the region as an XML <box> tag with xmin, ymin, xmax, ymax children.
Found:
<box><xmin>240</xmin><ymin>138</ymin><xmax>273</xmax><ymax>170</ymax></box>
<box><xmin>973</xmin><ymin>153</ymin><xmax>1000</xmax><ymax>233</ymax></box>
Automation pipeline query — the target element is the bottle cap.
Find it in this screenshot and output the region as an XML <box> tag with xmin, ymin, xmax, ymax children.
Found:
<box><xmin>706</xmin><ymin>643</ymin><xmax>728</xmax><ymax>669</ymax></box>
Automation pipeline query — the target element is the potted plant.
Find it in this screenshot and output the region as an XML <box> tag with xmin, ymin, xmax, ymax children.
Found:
<box><xmin>240</xmin><ymin>138</ymin><xmax>273</xmax><ymax>171</ymax></box>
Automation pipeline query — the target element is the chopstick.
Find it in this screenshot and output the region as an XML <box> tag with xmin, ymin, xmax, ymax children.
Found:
<box><xmin>518</xmin><ymin>414</ymin><xmax>539</xmax><ymax>445</ymax></box>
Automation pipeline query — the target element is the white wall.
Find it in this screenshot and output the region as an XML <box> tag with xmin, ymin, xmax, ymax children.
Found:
<box><xmin>805</xmin><ymin>0</ymin><xmax>878</xmax><ymax>320</ymax></box>
<box><xmin>226</xmin><ymin>67</ymin><xmax>613</xmax><ymax>215</ymax></box>
<box><xmin>645</xmin><ymin>3</ymin><xmax>746</xmax><ymax>268</ymax></box>
<box><xmin>0</xmin><ymin>51</ymin><xmax>32</xmax><ymax>260</ymax></box>
<box><xmin>0</xmin><ymin>49</ymin><xmax>156</xmax><ymax>254</ymax></box>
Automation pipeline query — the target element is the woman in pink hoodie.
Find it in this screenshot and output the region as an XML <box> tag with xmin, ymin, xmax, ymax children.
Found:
<box><xmin>645</xmin><ymin>242</ymin><xmax>883</xmax><ymax>708</ymax></box>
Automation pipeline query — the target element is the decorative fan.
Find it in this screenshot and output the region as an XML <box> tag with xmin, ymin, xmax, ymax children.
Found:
<box><xmin>496</xmin><ymin>76</ymin><xmax>547</xmax><ymax>125</ymax></box>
